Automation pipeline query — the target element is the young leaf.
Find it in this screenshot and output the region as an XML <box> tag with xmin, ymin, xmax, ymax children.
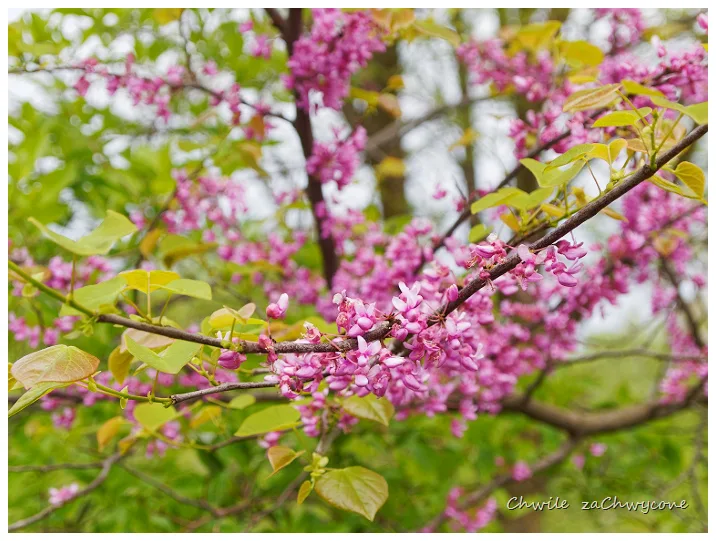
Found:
<box><xmin>471</xmin><ymin>187</ymin><xmax>524</xmax><ymax>214</ymax></box>
<box><xmin>621</xmin><ymin>79</ymin><xmax>665</xmax><ymax>98</ymax></box>
<box><xmin>652</xmin><ymin>96</ymin><xmax>708</xmax><ymax>125</ymax></box>
<box><xmin>11</xmin><ymin>345</ymin><xmax>100</xmax><ymax>389</ymax></box>
<box><xmin>227</xmin><ymin>395</ymin><xmax>256</xmax><ymax>410</ymax></box>
<box><xmin>8</xmin><ymin>382</ymin><xmax>69</xmax><ymax>417</ymax></box>
<box><xmin>134</xmin><ymin>402</ymin><xmax>178</xmax><ymax>432</ymax></box>
<box><xmin>540</xmin><ymin>162</ymin><xmax>585</xmax><ymax>188</ymax></box>
<box><xmin>412</xmin><ymin>19</ymin><xmax>460</xmax><ymax>46</ymax></box>
<box><xmin>60</xmin><ymin>276</ymin><xmax>128</xmax><ymax>316</ymax></box>
<box><xmin>160</xmin><ymin>278</ymin><xmax>212</xmax><ymax>301</ymax></box>
<box><xmin>563</xmin><ymin>83</ymin><xmax>622</xmax><ymax>113</ymax></box>
<box><xmin>314</xmin><ymin>466</ymin><xmax>389</xmax><ymax>521</ymax></box>
<box><xmin>343</xmin><ymin>394</ymin><xmax>395</xmax><ymax>427</ymax></box>
<box><xmin>297</xmin><ymin>480</ymin><xmax>313</xmax><ymax>504</ymax></box>
<box><xmin>559</xmin><ymin>39</ymin><xmax>604</xmax><ymax>67</ymax></box>
<box><xmin>546</xmin><ymin>144</ymin><xmax>595</xmax><ymax>170</ymax></box>
<box><xmin>119</xmin><ymin>270</ymin><xmax>181</xmax><ymax>294</ymax></box>
<box><xmin>120</xmin><ymin>328</ymin><xmax>175</xmax><ymax>353</ymax></box>
<box><xmin>125</xmin><ymin>336</ymin><xmax>201</xmax><ymax>375</ymax></box>
<box><xmin>673</xmin><ymin>161</ymin><xmax>706</xmax><ymax>199</ymax></box>
<box><xmin>28</xmin><ymin>210</ymin><xmax>137</xmax><ymax>256</ymax></box>
<box><xmin>97</xmin><ymin>416</ymin><xmax>124</xmax><ymax>452</ymax></box>
<box><xmin>468</xmin><ymin>224</ymin><xmax>492</xmax><ymax>243</ymax></box>
<box><xmin>234</xmin><ymin>405</ymin><xmax>301</xmax><ymax>437</ymax></box>
<box><xmin>108</xmin><ymin>346</ymin><xmax>133</xmax><ymax>385</ymax></box>
<box><xmin>266</xmin><ymin>446</ymin><xmax>305</xmax><ymax>477</ymax></box>
<box><xmin>189</xmin><ymin>405</ymin><xmax>223</xmax><ymax>429</ymax></box>
<box><xmin>592</xmin><ymin>108</ymin><xmax>652</xmax><ymax>128</ymax></box>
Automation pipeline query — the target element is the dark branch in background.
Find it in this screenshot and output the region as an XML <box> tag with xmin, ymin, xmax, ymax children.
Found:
<box><xmin>9</xmin><ymin>462</ymin><xmax>103</xmax><ymax>473</ymax></box>
<box><xmin>269</xmin><ymin>8</ymin><xmax>340</xmax><ymax>287</ymax></box>
<box><xmin>8</xmin><ymin>453</ymin><xmax>122</xmax><ymax>532</ymax></box>
<box><xmin>660</xmin><ymin>259</ymin><xmax>705</xmax><ymax>348</ymax></box>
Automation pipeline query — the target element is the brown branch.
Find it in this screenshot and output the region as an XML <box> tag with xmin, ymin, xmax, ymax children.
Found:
<box><xmin>170</xmin><ymin>381</ymin><xmax>280</xmax><ymax>405</ymax></box>
<box><xmin>500</xmin><ymin>389</ymin><xmax>706</xmax><ymax>437</ymax></box>
<box><xmin>8</xmin><ymin>452</ymin><xmax>122</xmax><ymax>532</ymax></box>
<box><xmin>558</xmin><ymin>349</ymin><xmax>706</xmax><ymax>367</ymax></box>
<box><xmin>264</xmin><ymin>8</ymin><xmax>287</xmax><ymax>34</ymax></box>
<box><xmin>429</xmin><ymin>124</ymin><xmax>708</xmax><ymax>324</ymax></box>
<box><xmin>278</xmin><ymin>8</ymin><xmax>340</xmax><ymax>287</ymax></box>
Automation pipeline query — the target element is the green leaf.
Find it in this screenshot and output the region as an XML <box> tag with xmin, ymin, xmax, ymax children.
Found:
<box><xmin>60</xmin><ymin>276</ymin><xmax>128</xmax><ymax>316</ymax></box>
<box><xmin>108</xmin><ymin>346</ymin><xmax>133</xmax><ymax>385</ymax></box>
<box><xmin>11</xmin><ymin>345</ymin><xmax>100</xmax><ymax>389</ymax></box>
<box><xmin>8</xmin><ymin>381</ymin><xmax>69</xmax><ymax>417</ymax></box>
<box><xmin>190</xmin><ymin>405</ymin><xmax>223</xmax><ymax>428</ymax></box>
<box><xmin>119</xmin><ymin>270</ymin><xmax>181</xmax><ymax>294</ymax></box>
<box><xmin>160</xmin><ymin>278</ymin><xmax>212</xmax><ymax>301</ymax></box>
<box><xmin>563</xmin><ymin>83</ymin><xmax>622</xmax><ymax>113</ymax></box>
<box><xmin>266</xmin><ymin>446</ymin><xmax>305</xmax><ymax>477</ymax></box>
<box><xmin>412</xmin><ymin>19</ymin><xmax>460</xmax><ymax>46</ymax></box>
<box><xmin>343</xmin><ymin>394</ymin><xmax>395</xmax><ymax>427</ymax></box>
<box><xmin>234</xmin><ymin>405</ymin><xmax>301</xmax><ymax>437</ymax></box>
<box><xmin>621</xmin><ymin>79</ymin><xmax>665</xmax><ymax>98</ymax></box>
<box><xmin>649</xmin><ymin>175</ymin><xmax>687</xmax><ymax>197</ymax></box>
<box><xmin>29</xmin><ymin>210</ymin><xmax>137</xmax><ymax>256</ymax></box>
<box><xmin>134</xmin><ymin>402</ymin><xmax>178</xmax><ymax>432</ymax></box>
<box><xmin>314</xmin><ymin>466</ymin><xmax>389</xmax><ymax>521</ymax></box>
<box><xmin>297</xmin><ymin>480</ymin><xmax>313</xmax><ymax>504</ymax></box>
<box><xmin>546</xmin><ymin>144</ymin><xmax>595</xmax><ymax>170</ymax></box>
<box><xmin>652</xmin><ymin>97</ymin><xmax>708</xmax><ymax>125</ymax></box>
<box><xmin>672</xmin><ymin>161</ymin><xmax>706</xmax><ymax>199</ymax></box>
<box><xmin>592</xmin><ymin>108</ymin><xmax>652</xmax><ymax>128</ymax></box>
<box><xmin>227</xmin><ymin>395</ymin><xmax>256</xmax><ymax>410</ymax></box>
<box><xmin>468</xmin><ymin>224</ymin><xmax>492</xmax><ymax>243</ymax></box>
<box><xmin>559</xmin><ymin>40</ymin><xmax>604</xmax><ymax>67</ymax></box>
<box><xmin>540</xmin><ymin>162</ymin><xmax>585</xmax><ymax>188</ymax></box>
<box><xmin>471</xmin><ymin>187</ymin><xmax>524</xmax><ymax>214</ymax></box>
<box><xmin>125</xmin><ymin>336</ymin><xmax>201</xmax><ymax>375</ymax></box>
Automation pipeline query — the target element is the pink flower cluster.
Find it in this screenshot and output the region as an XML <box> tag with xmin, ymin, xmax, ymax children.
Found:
<box><xmin>440</xmin><ymin>487</ymin><xmax>497</xmax><ymax>533</ymax></box>
<box><xmin>594</xmin><ymin>9</ymin><xmax>647</xmax><ymax>51</ymax></box>
<box><xmin>48</xmin><ymin>483</ymin><xmax>80</xmax><ymax>506</ymax></box>
<box><xmin>285</xmin><ymin>9</ymin><xmax>386</xmax><ymax>111</ymax></box>
<box><xmin>306</xmin><ymin>126</ymin><xmax>367</xmax><ymax>189</ymax></box>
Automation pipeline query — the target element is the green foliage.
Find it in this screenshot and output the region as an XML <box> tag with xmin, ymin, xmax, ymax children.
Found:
<box><xmin>235</xmin><ymin>405</ymin><xmax>302</xmax><ymax>437</ymax></box>
<box><xmin>124</xmin><ymin>337</ymin><xmax>201</xmax><ymax>375</ymax></box>
<box><xmin>314</xmin><ymin>466</ymin><xmax>389</xmax><ymax>521</ymax></box>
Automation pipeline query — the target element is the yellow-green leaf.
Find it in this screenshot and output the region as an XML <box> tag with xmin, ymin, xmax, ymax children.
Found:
<box><xmin>563</xmin><ymin>84</ymin><xmax>622</xmax><ymax>113</ymax></box>
<box><xmin>266</xmin><ymin>446</ymin><xmax>305</xmax><ymax>477</ymax></box>
<box><xmin>546</xmin><ymin>144</ymin><xmax>595</xmax><ymax>170</ymax></box>
<box><xmin>343</xmin><ymin>394</ymin><xmax>395</xmax><ymax>427</ymax></box>
<box><xmin>673</xmin><ymin>161</ymin><xmax>706</xmax><ymax>199</ymax></box>
<box><xmin>60</xmin><ymin>276</ymin><xmax>127</xmax><ymax>316</ymax></box>
<box><xmin>119</xmin><ymin>270</ymin><xmax>180</xmax><ymax>294</ymax></box>
<box><xmin>449</xmin><ymin>128</ymin><xmax>478</xmax><ymax>151</ymax></box>
<box><xmin>314</xmin><ymin>466</ymin><xmax>389</xmax><ymax>521</ymax></box>
<box><xmin>134</xmin><ymin>402</ymin><xmax>178</xmax><ymax>432</ymax></box>
<box><xmin>651</xmin><ymin>97</ymin><xmax>708</xmax><ymax>125</ymax></box>
<box><xmin>621</xmin><ymin>79</ymin><xmax>665</xmax><ymax>98</ymax></box>
<box><xmin>413</xmin><ymin>19</ymin><xmax>460</xmax><ymax>46</ymax></box>
<box><xmin>375</xmin><ymin>156</ymin><xmax>406</xmax><ymax>181</ymax></box>
<box><xmin>29</xmin><ymin>210</ymin><xmax>137</xmax><ymax>256</ymax></box>
<box><xmin>468</xmin><ymin>224</ymin><xmax>492</xmax><ymax>243</ymax></box>
<box><xmin>190</xmin><ymin>405</ymin><xmax>223</xmax><ymax>428</ymax></box>
<box><xmin>11</xmin><ymin>345</ymin><xmax>100</xmax><ymax>389</ymax></box>
<box><xmin>8</xmin><ymin>382</ymin><xmax>69</xmax><ymax>417</ymax></box>
<box><xmin>227</xmin><ymin>395</ymin><xmax>256</xmax><ymax>410</ymax></box>
<box><xmin>297</xmin><ymin>480</ymin><xmax>313</xmax><ymax>504</ymax></box>
<box><xmin>234</xmin><ymin>405</ymin><xmax>301</xmax><ymax>437</ymax></box>
<box><xmin>559</xmin><ymin>40</ymin><xmax>604</xmax><ymax>67</ymax></box>
<box><xmin>160</xmin><ymin>278</ymin><xmax>212</xmax><ymax>301</ymax></box>
<box><xmin>97</xmin><ymin>416</ymin><xmax>124</xmax><ymax>452</ymax></box>
<box><xmin>592</xmin><ymin>108</ymin><xmax>652</xmax><ymax>128</ymax></box>
<box><xmin>108</xmin><ymin>346</ymin><xmax>133</xmax><ymax>385</ymax></box>
<box><xmin>125</xmin><ymin>336</ymin><xmax>201</xmax><ymax>375</ymax></box>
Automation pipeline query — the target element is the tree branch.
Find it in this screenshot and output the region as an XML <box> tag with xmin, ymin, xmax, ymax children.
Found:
<box><xmin>8</xmin><ymin>452</ymin><xmax>122</xmax><ymax>532</ymax></box>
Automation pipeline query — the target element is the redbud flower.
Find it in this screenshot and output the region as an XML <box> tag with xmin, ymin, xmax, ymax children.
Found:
<box><xmin>218</xmin><ymin>349</ymin><xmax>246</xmax><ymax>370</ymax></box>
<box><xmin>266</xmin><ymin>293</ymin><xmax>289</xmax><ymax>319</ymax></box>
<box><xmin>512</xmin><ymin>461</ymin><xmax>532</xmax><ymax>481</ymax></box>
<box><xmin>590</xmin><ymin>443</ymin><xmax>607</xmax><ymax>457</ymax></box>
<box><xmin>49</xmin><ymin>483</ymin><xmax>79</xmax><ymax>505</ymax></box>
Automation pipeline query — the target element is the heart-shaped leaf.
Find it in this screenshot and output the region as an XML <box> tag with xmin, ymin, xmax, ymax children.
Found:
<box><xmin>315</xmin><ymin>466</ymin><xmax>389</xmax><ymax>521</ymax></box>
<box><xmin>266</xmin><ymin>446</ymin><xmax>305</xmax><ymax>477</ymax></box>
<box><xmin>160</xmin><ymin>278</ymin><xmax>212</xmax><ymax>300</ymax></box>
<box><xmin>11</xmin><ymin>345</ymin><xmax>100</xmax><ymax>389</ymax></box>
<box><xmin>60</xmin><ymin>276</ymin><xmax>127</xmax><ymax>316</ymax></box>
<box><xmin>119</xmin><ymin>270</ymin><xmax>180</xmax><ymax>294</ymax></box>
<box><xmin>8</xmin><ymin>382</ymin><xmax>70</xmax><ymax>417</ymax></box>
<box><xmin>343</xmin><ymin>394</ymin><xmax>395</xmax><ymax>427</ymax></box>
